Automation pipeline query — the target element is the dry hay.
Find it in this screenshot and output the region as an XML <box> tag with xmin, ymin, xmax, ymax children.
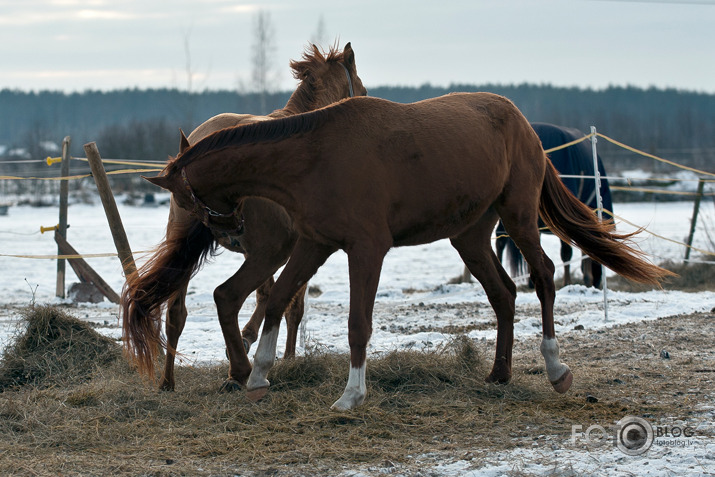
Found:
<box><xmin>0</xmin><ymin>306</ymin><xmax>712</xmax><ymax>476</ymax></box>
<box><xmin>0</xmin><ymin>304</ymin><xmax>122</xmax><ymax>390</ymax></box>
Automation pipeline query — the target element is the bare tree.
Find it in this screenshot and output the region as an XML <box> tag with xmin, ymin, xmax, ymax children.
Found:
<box><xmin>311</xmin><ymin>15</ymin><xmax>328</xmax><ymax>47</ymax></box>
<box><xmin>251</xmin><ymin>9</ymin><xmax>279</xmax><ymax>114</ymax></box>
<box><xmin>183</xmin><ymin>29</ymin><xmax>197</xmax><ymax>127</ymax></box>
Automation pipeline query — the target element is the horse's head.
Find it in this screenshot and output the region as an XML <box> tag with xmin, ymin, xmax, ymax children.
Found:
<box><xmin>144</xmin><ymin>131</ymin><xmax>193</xmax><ymax>211</ymax></box>
<box><xmin>288</xmin><ymin>42</ymin><xmax>367</xmax><ymax>111</ymax></box>
<box><xmin>145</xmin><ymin>131</ymin><xmax>245</xmax><ymax>234</ymax></box>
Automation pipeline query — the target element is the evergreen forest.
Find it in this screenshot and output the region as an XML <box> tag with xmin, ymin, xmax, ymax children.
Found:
<box><xmin>1</xmin><ymin>84</ymin><xmax>713</xmax><ymax>193</ymax></box>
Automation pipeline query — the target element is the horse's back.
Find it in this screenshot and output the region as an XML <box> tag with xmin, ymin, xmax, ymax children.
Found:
<box><xmin>319</xmin><ymin>93</ymin><xmax>545</xmax><ymax>245</ymax></box>
<box><xmin>188</xmin><ymin>113</ymin><xmax>270</xmax><ymax>143</ymax></box>
<box><xmin>344</xmin><ymin>93</ymin><xmax>538</xmax><ymax>162</ymax></box>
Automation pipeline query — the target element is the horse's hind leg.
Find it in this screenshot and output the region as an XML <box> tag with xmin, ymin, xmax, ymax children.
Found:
<box><xmin>451</xmin><ymin>212</ymin><xmax>517</xmax><ymax>384</ymax></box>
<box><xmin>499</xmin><ymin>211</ymin><xmax>573</xmax><ymax>393</ymax></box>
<box><xmin>560</xmin><ymin>240</ymin><xmax>573</xmax><ymax>287</ymax></box>
<box><xmin>592</xmin><ymin>259</ymin><xmax>603</xmax><ymax>288</ymax></box>
<box><xmin>160</xmin><ymin>285</ymin><xmax>188</xmax><ymax>391</ymax></box>
<box><xmin>241</xmin><ymin>277</ymin><xmax>274</xmax><ymax>353</ymax></box>
<box><xmin>284</xmin><ymin>283</ymin><xmax>308</xmax><ymax>359</ymax></box>
<box><xmin>583</xmin><ymin>257</ymin><xmax>603</xmax><ymax>288</ymax></box>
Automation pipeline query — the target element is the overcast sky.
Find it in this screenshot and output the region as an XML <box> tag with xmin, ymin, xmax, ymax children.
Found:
<box><xmin>1</xmin><ymin>0</ymin><xmax>714</xmax><ymax>94</ymax></box>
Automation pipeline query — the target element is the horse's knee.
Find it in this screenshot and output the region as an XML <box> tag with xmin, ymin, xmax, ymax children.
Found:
<box><xmin>213</xmin><ymin>284</ymin><xmax>229</xmax><ymax>307</ymax></box>
<box><xmin>530</xmin><ymin>258</ymin><xmax>555</xmax><ymax>290</ymax></box>
<box><xmin>544</xmin><ymin>254</ymin><xmax>556</xmax><ymax>276</ymax></box>
<box><xmin>255</xmin><ymin>279</ymin><xmax>274</xmax><ymax>305</ymax></box>
<box><xmin>264</xmin><ymin>300</ymin><xmax>288</xmax><ymax>328</ymax></box>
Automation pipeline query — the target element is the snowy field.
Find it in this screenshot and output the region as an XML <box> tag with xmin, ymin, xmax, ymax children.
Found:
<box><xmin>0</xmin><ymin>198</ymin><xmax>714</xmax><ymax>476</ymax></box>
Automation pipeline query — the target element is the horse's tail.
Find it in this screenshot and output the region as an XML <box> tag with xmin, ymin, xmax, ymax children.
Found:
<box><xmin>121</xmin><ymin>219</ymin><xmax>216</xmax><ymax>378</ymax></box>
<box><xmin>538</xmin><ymin>159</ymin><xmax>673</xmax><ymax>285</ymax></box>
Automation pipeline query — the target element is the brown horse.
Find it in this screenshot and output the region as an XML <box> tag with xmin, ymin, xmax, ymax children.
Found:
<box><xmin>121</xmin><ymin>43</ymin><xmax>366</xmax><ymax>391</ymax></box>
<box><xmin>146</xmin><ymin>92</ymin><xmax>672</xmax><ymax>410</ymax></box>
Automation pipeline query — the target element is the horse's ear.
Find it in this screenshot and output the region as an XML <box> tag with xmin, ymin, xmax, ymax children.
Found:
<box><xmin>143</xmin><ymin>175</ymin><xmax>171</xmax><ymax>191</ymax></box>
<box><xmin>343</xmin><ymin>42</ymin><xmax>354</xmax><ymax>67</ymax></box>
<box><xmin>179</xmin><ymin>129</ymin><xmax>190</xmax><ymax>154</ymax></box>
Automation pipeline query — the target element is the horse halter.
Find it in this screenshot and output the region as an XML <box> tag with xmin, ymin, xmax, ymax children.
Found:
<box><xmin>339</xmin><ymin>62</ymin><xmax>355</xmax><ymax>98</ymax></box>
<box><xmin>181</xmin><ymin>167</ymin><xmax>245</xmax><ymax>235</ymax></box>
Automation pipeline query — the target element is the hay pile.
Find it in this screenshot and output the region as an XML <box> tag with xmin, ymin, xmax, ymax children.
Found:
<box><xmin>0</xmin><ymin>304</ymin><xmax>121</xmax><ymax>390</ymax></box>
<box><xmin>0</xmin><ymin>305</ymin><xmax>711</xmax><ymax>476</ymax></box>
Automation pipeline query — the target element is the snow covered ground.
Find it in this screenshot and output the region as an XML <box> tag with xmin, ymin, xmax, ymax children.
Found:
<box><xmin>1</xmin><ymin>199</ymin><xmax>713</xmax><ymax>354</ymax></box>
<box><xmin>0</xmin><ymin>198</ymin><xmax>713</xmax><ymax>476</ymax></box>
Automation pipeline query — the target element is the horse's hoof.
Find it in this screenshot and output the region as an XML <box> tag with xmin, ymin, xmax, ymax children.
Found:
<box><xmin>550</xmin><ymin>369</ymin><xmax>573</xmax><ymax>394</ymax></box>
<box><xmin>219</xmin><ymin>379</ymin><xmax>243</xmax><ymax>393</ymax></box>
<box><xmin>243</xmin><ymin>338</ymin><xmax>251</xmax><ymax>353</ymax></box>
<box><xmin>485</xmin><ymin>372</ymin><xmax>511</xmax><ymax>385</ymax></box>
<box><xmin>246</xmin><ymin>386</ymin><xmax>269</xmax><ymax>402</ymax></box>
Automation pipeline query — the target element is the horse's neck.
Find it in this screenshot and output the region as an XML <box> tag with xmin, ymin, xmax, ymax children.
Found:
<box><xmin>277</xmin><ymin>81</ymin><xmax>320</xmax><ymax>117</ymax></box>
<box><xmin>196</xmin><ymin>139</ymin><xmax>310</xmax><ymax>215</ymax></box>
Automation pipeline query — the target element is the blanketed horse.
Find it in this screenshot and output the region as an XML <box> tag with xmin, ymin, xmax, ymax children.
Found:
<box><xmin>495</xmin><ymin>122</ymin><xmax>614</xmax><ymax>288</ymax></box>
<box><xmin>146</xmin><ymin>93</ymin><xmax>672</xmax><ymax>410</ymax></box>
<box><xmin>121</xmin><ymin>43</ymin><xmax>366</xmax><ymax>391</ymax></box>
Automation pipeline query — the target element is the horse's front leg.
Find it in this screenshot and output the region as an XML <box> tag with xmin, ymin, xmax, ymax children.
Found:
<box><xmin>331</xmin><ymin>244</ymin><xmax>387</xmax><ymax>411</ymax></box>
<box><xmin>246</xmin><ymin>238</ymin><xmax>336</xmax><ymax>400</ymax></box>
<box><xmin>214</xmin><ymin>257</ymin><xmax>282</xmax><ymax>392</ymax></box>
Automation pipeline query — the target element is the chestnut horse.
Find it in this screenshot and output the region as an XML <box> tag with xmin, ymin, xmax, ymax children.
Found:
<box><xmin>121</xmin><ymin>43</ymin><xmax>366</xmax><ymax>391</ymax></box>
<box><xmin>146</xmin><ymin>93</ymin><xmax>672</xmax><ymax>410</ymax></box>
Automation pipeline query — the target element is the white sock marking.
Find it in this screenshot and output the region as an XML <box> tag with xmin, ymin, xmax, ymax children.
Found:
<box><xmin>246</xmin><ymin>327</ymin><xmax>279</xmax><ymax>390</ymax></box>
<box><xmin>540</xmin><ymin>336</ymin><xmax>570</xmax><ymax>382</ymax></box>
<box><xmin>331</xmin><ymin>363</ymin><xmax>367</xmax><ymax>410</ymax></box>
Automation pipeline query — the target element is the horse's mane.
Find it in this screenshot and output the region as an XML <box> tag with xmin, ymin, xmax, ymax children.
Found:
<box><xmin>168</xmin><ymin>105</ymin><xmax>341</xmax><ymax>171</ymax></box>
<box><xmin>167</xmin><ymin>43</ymin><xmax>354</xmax><ymax>173</ymax></box>
<box><xmin>289</xmin><ymin>43</ymin><xmax>346</xmax><ymax>79</ymax></box>
<box><xmin>276</xmin><ymin>43</ymin><xmax>348</xmax><ymax>117</ymax></box>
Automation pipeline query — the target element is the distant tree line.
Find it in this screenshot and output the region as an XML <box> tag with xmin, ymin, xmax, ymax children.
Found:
<box><xmin>1</xmin><ymin>84</ymin><xmax>713</xmax><ymax>183</ymax></box>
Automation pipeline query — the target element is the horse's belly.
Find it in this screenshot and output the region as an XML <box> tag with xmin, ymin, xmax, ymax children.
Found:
<box><xmin>391</xmin><ymin>196</ymin><xmax>492</xmax><ymax>246</ymax></box>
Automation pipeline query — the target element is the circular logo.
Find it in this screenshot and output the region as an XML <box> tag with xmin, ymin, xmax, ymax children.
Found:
<box><xmin>616</xmin><ymin>416</ymin><xmax>654</xmax><ymax>455</ymax></box>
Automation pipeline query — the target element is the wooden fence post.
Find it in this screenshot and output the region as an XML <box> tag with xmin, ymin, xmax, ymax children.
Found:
<box><xmin>684</xmin><ymin>178</ymin><xmax>706</xmax><ymax>261</ymax></box>
<box><xmin>84</xmin><ymin>142</ymin><xmax>137</xmax><ymax>278</ymax></box>
<box><xmin>55</xmin><ymin>136</ymin><xmax>71</xmax><ymax>298</ymax></box>
<box><xmin>54</xmin><ymin>231</ymin><xmax>121</xmax><ymax>304</ymax></box>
